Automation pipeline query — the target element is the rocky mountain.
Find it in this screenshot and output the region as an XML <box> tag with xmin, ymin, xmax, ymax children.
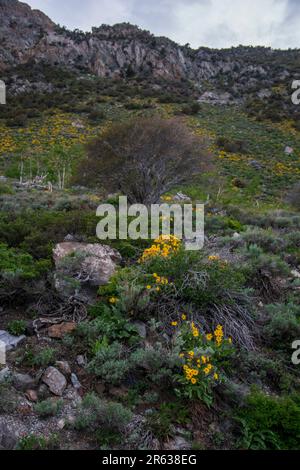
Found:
<box><xmin>0</xmin><ymin>1</ymin><xmax>299</xmax><ymax>85</ymax></box>
<box><xmin>1</xmin><ymin>0</ymin><xmax>300</xmax><ymax>117</ymax></box>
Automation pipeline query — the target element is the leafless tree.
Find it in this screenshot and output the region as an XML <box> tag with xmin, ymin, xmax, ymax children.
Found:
<box><xmin>76</xmin><ymin>117</ymin><xmax>211</xmax><ymax>204</ymax></box>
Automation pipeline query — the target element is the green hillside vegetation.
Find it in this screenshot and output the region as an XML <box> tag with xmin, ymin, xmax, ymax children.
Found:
<box><xmin>0</xmin><ymin>67</ymin><xmax>300</xmax><ymax>450</ymax></box>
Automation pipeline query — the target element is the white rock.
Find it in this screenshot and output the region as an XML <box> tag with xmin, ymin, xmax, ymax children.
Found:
<box><xmin>291</xmin><ymin>270</ymin><xmax>300</xmax><ymax>279</ymax></box>
<box><xmin>233</xmin><ymin>232</ymin><xmax>241</xmax><ymax>239</ymax></box>
<box><xmin>284</xmin><ymin>146</ymin><xmax>294</xmax><ymax>155</ymax></box>
<box><xmin>0</xmin><ymin>330</ymin><xmax>26</xmax><ymax>351</ymax></box>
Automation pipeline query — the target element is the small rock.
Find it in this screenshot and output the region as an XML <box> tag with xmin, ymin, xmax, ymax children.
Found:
<box><xmin>76</xmin><ymin>355</ymin><xmax>86</xmax><ymax>367</ymax></box>
<box><xmin>291</xmin><ymin>270</ymin><xmax>300</xmax><ymax>279</ymax></box>
<box><xmin>109</xmin><ymin>386</ymin><xmax>128</xmax><ymax>399</ymax></box>
<box><xmin>37</xmin><ymin>383</ymin><xmax>51</xmax><ymax>400</ymax></box>
<box><xmin>0</xmin><ymin>367</ymin><xmax>11</xmax><ymax>383</ymax></box>
<box><xmin>173</xmin><ymin>192</ymin><xmax>191</xmax><ymax>202</ymax></box>
<box><xmin>232</xmin><ymin>232</ymin><xmax>241</xmax><ymax>239</ymax></box>
<box><xmin>55</xmin><ymin>360</ymin><xmax>71</xmax><ymax>375</ymax></box>
<box><xmin>132</xmin><ymin>321</ymin><xmax>147</xmax><ymax>339</ymax></box>
<box><xmin>0</xmin><ymin>330</ymin><xmax>26</xmax><ymax>351</ymax></box>
<box><xmin>17</xmin><ymin>402</ymin><xmax>32</xmax><ymax>415</ymax></box>
<box><xmin>12</xmin><ymin>372</ymin><xmax>36</xmax><ymax>391</ymax></box>
<box><xmin>64</xmin><ymin>386</ymin><xmax>82</xmax><ymax>403</ymax></box>
<box><xmin>249</xmin><ymin>160</ymin><xmax>262</xmax><ymax>171</ymax></box>
<box><xmin>64</xmin><ymin>234</ymin><xmax>76</xmax><ymax>242</ymax></box>
<box><xmin>164</xmin><ymin>436</ymin><xmax>191</xmax><ymax>450</ymax></box>
<box><xmin>48</xmin><ymin>322</ymin><xmax>76</xmax><ymax>339</ymax></box>
<box><xmin>25</xmin><ymin>389</ymin><xmax>38</xmax><ymax>402</ymax></box>
<box><xmin>67</xmin><ymin>415</ymin><xmax>76</xmax><ymax>425</ymax></box>
<box><xmin>284</xmin><ymin>146</ymin><xmax>294</xmax><ymax>155</ymax></box>
<box><xmin>71</xmin><ymin>373</ymin><xmax>81</xmax><ymax>390</ymax></box>
<box><xmin>42</xmin><ymin>367</ymin><xmax>67</xmax><ymax>396</ymax></box>
<box><xmin>57</xmin><ymin>418</ymin><xmax>66</xmax><ymax>430</ymax></box>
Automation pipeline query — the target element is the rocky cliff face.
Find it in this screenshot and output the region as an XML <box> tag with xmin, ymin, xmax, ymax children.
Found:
<box><xmin>0</xmin><ymin>0</ymin><xmax>55</xmax><ymax>71</ymax></box>
<box><xmin>0</xmin><ymin>0</ymin><xmax>298</xmax><ymax>99</ymax></box>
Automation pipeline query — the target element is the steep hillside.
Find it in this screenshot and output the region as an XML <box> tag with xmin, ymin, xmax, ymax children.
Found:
<box><xmin>0</xmin><ymin>0</ymin><xmax>300</xmax><ymax>453</ymax></box>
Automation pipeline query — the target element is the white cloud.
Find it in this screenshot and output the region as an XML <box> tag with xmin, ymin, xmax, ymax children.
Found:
<box><xmin>25</xmin><ymin>0</ymin><xmax>300</xmax><ymax>48</ymax></box>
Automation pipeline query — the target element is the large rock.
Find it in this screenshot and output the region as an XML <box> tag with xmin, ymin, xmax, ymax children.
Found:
<box><xmin>42</xmin><ymin>367</ymin><xmax>67</xmax><ymax>396</ymax></box>
<box><xmin>0</xmin><ymin>330</ymin><xmax>26</xmax><ymax>352</ymax></box>
<box><xmin>12</xmin><ymin>372</ymin><xmax>36</xmax><ymax>391</ymax></box>
<box><xmin>53</xmin><ymin>242</ymin><xmax>121</xmax><ymax>295</ymax></box>
<box><xmin>48</xmin><ymin>322</ymin><xmax>76</xmax><ymax>339</ymax></box>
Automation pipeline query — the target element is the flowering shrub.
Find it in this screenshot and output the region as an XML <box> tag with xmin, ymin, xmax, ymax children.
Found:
<box><xmin>173</xmin><ymin>317</ymin><xmax>234</xmax><ymax>406</ymax></box>
<box><xmin>139</xmin><ymin>235</ymin><xmax>181</xmax><ymax>263</ymax></box>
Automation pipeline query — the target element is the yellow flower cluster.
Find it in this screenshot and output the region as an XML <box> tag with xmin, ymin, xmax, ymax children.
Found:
<box><xmin>146</xmin><ymin>273</ymin><xmax>170</xmax><ymax>292</ymax></box>
<box><xmin>109</xmin><ymin>297</ymin><xmax>118</xmax><ymax>304</ymax></box>
<box><xmin>208</xmin><ymin>255</ymin><xmax>228</xmax><ymax>269</ymax></box>
<box><xmin>161</xmin><ymin>195</ymin><xmax>173</xmax><ymax>202</ymax></box>
<box><xmin>273</xmin><ymin>162</ymin><xmax>300</xmax><ymax>177</ymax></box>
<box><xmin>191</xmin><ymin>322</ymin><xmax>199</xmax><ymax>338</ymax></box>
<box><xmin>139</xmin><ymin>235</ymin><xmax>181</xmax><ymax>263</ymax></box>
<box><xmin>182</xmin><ymin>353</ymin><xmax>217</xmax><ymax>385</ymax></box>
<box><xmin>153</xmin><ymin>273</ymin><xmax>169</xmax><ymax>285</ymax></box>
<box><xmin>214</xmin><ymin>325</ymin><xmax>224</xmax><ymax>347</ymax></box>
<box><xmin>0</xmin><ymin>112</ymin><xmax>99</xmax><ymax>158</ymax></box>
<box><xmin>208</xmin><ymin>255</ymin><xmax>221</xmax><ymax>262</ymax></box>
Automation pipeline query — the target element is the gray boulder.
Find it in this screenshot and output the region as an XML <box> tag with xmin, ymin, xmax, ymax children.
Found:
<box><xmin>53</xmin><ymin>242</ymin><xmax>121</xmax><ymax>296</ymax></box>
<box><xmin>12</xmin><ymin>372</ymin><xmax>36</xmax><ymax>391</ymax></box>
<box><xmin>0</xmin><ymin>330</ymin><xmax>26</xmax><ymax>352</ymax></box>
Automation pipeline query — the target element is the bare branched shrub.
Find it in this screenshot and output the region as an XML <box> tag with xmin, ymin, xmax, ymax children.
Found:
<box><xmin>76</xmin><ymin>116</ymin><xmax>211</xmax><ymax>204</ymax></box>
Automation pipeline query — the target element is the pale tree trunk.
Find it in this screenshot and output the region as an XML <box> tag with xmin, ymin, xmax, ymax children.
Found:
<box><xmin>61</xmin><ymin>165</ymin><xmax>66</xmax><ymax>190</ymax></box>
<box><xmin>19</xmin><ymin>161</ymin><xmax>24</xmax><ymax>184</ymax></box>
<box><xmin>57</xmin><ymin>171</ymin><xmax>62</xmax><ymax>190</ymax></box>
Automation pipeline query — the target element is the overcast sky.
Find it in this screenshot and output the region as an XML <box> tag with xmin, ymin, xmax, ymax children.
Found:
<box><xmin>25</xmin><ymin>0</ymin><xmax>300</xmax><ymax>49</ymax></box>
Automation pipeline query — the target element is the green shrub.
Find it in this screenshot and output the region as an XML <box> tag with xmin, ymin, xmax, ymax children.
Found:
<box><xmin>7</xmin><ymin>320</ymin><xmax>27</xmax><ymax>336</ymax></box>
<box><xmin>263</xmin><ymin>303</ymin><xmax>300</xmax><ymax>349</ymax></box>
<box><xmin>236</xmin><ymin>390</ymin><xmax>300</xmax><ymax>450</ymax></box>
<box><xmin>142</xmin><ymin>248</ymin><xmax>254</xmax><ymax>348</ymax></box>
<box><xmin>87</xmin><ymin>342</ymin><xmax>131</xmax><ymax>385</ymax></box>
<box><xmin>33</xmin><ymin>348</ymin><xmax>56</xmax><ymax>367</ymax></box>
<box><xmin>181</xmin><ymin>102</ymin><xmax>201</xmax><ymax>115</ymax></box>
<box><xmin>0</xmin><ymin>243</ymin><xmax>50</xmax><ymax>300</ymax></box>
<box><xmin>74</xmin><ymin>393</ymin><xmax>132</xmax><ymax>445</ymax></box>
<box><xmin>216</xmin><ymin>137</ymin><xmax>247</xmax><ymax>154</ymax></box>
<box><xmin>239</xmin><ymin>228</ymin><xmax>286</xmax><ymax>254</ymax></box>
<box><xmin>16</xmin><ymin>434</ymin><xmax>59</xmax><ymax>450</ymax></box>
<box><xmin>35</xmin><ymin>399</ymin><xmax>63</xmax><ymax>418</ymax></box>
<box><xmin>131</xmin><ymin>342</ymin><xmax>180</xmax><ymax>383</ymax></box>
<box><xmin>0</xmin><ymin>183</ymin><xmax>14</xmax><ymax>195</ymax></box>
<box><xmin>243</xmin><ymin>245</ymin><xmax>290</xmax><ymax>280</ymax></box>
<box><xmin>77</xmin><ymin>308</ymin><xmax>139</xmax><ymax>349</ymax></box>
